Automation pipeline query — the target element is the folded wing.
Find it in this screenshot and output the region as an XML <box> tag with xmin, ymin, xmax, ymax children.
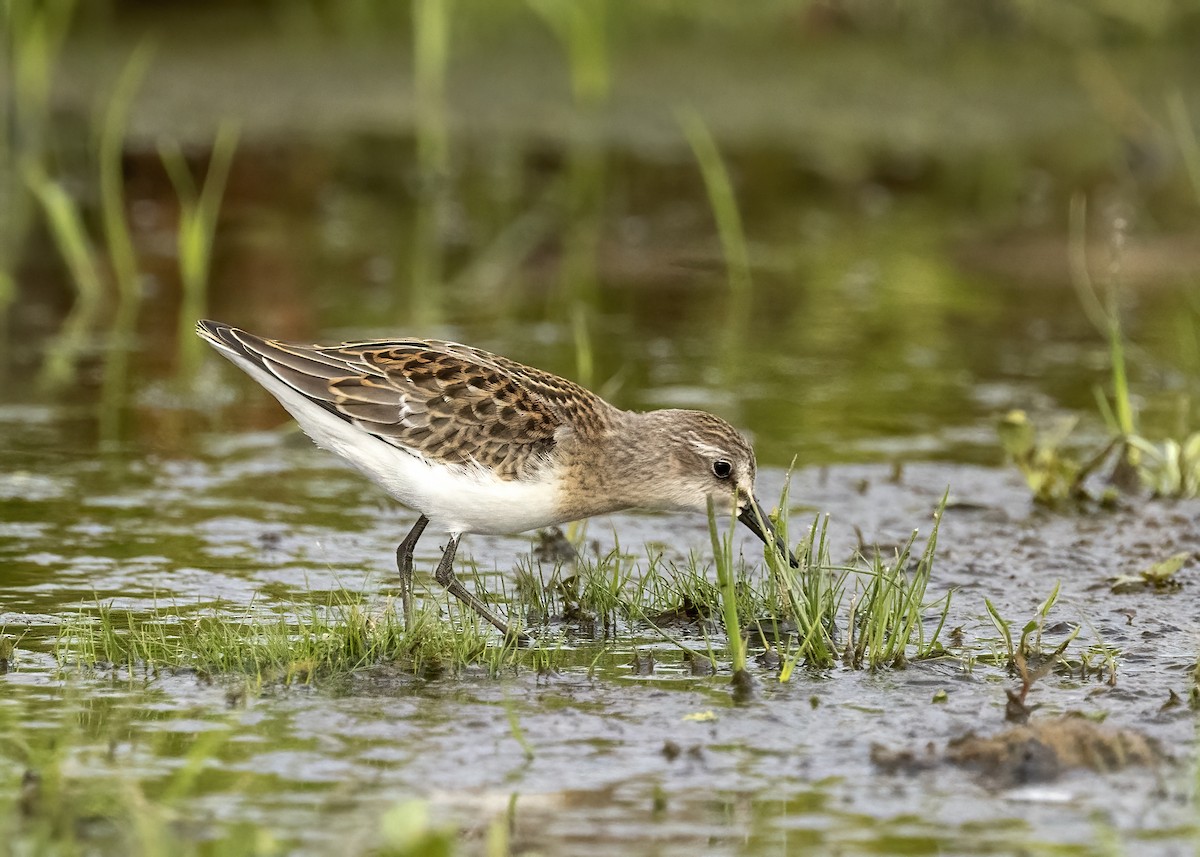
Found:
<box><xmin>197</xmin><ymin>320</ymin><xmax>607</xmax><ymax>480</ymax></box>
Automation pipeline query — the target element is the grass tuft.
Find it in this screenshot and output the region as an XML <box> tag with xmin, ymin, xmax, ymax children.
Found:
<box><xmin>56</xmin><ymin>591</ymin><xmax>537</xmax><ymax>682</ymax></box>
<box><xmin>984</xmin><ymin>581</ymin><xmax>1080</xmax><ymax>673</ymax></box>
<box><xmin>1002</xmin><ymin>195</ymin><xmax>1200</xmax><ymax>502</ymax></box>
<box><xmin>845</xmin><ymin>492</ymin><xmax>951</xmax><ymax>669</ymax></box>
<box><xmin>771</xmin><ymin>510</ymin><xmax>844</xmax><ymax>672</ymax></box>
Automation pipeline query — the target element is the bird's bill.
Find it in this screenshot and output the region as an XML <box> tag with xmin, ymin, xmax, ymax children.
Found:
<box><xmin>738</xmin><ymin>496</ymin><xmax>800</xmax><ymax>568</ymax></box>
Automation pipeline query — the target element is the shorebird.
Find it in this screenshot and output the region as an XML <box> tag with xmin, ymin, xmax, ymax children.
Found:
<box><xmin>197</xmin><ymin>320</ymin><xmax>795</xmax><ymax>643</ymax></box>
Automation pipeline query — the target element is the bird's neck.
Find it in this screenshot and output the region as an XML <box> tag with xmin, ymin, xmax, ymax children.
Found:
<box><xmin>552</xmin><ymin>410</ymin><xmax>686</xmax><ymax>521</ymax></box>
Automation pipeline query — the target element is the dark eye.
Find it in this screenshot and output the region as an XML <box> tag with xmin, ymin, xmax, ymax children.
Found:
<box><xmin>712</xmin><ymin>459</ymin><xmax>733</xmax><ymax>479</ymax></box>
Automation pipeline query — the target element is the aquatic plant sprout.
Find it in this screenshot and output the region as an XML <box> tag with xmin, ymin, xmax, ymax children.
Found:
<box><xmin>99</xmin><ymin>42</ymin><xmax>154</xmax><ymax>304</ymax></box>
<box><xmin>845</xmin><ymin>496</ymin><xmax>951</xmax><ymax>669</ymax></box>
<box><xmin>162</xmin><ymin>121</ymin><xmax>240</xmax><ymax>375</ymax></box>
<box><xmin>24</xmin><ymin>162</ymin><xmax>105</xmax><ymax>390</ymax></box>
<box><xmin>999</xmin><ymin>194</ymin><xmax>1200</xmax><ymax>502</ymax></box>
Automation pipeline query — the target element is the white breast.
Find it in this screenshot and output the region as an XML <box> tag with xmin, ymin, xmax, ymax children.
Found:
<box><xmin>215</xmin><ymin>350</ymin><xmax>566</xmax><ymax>536</ymax></box>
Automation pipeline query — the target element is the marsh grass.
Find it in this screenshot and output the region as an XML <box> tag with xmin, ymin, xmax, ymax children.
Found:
<box><xmin>528</xmin><ymin>0</ymin><xmax>608</xmax><ymax>108</ymax></box>
<box><xmin>408</xmin><ymin>0</ymin><xmax>451</xmax><ymax>324</ymax></box>
<box><xmin>0</xmin><ymin>628</ymin><xmax>20</xmax><ymax>671</ymax></box>
<box><xmin>984</xmin><ymin>581</ymin><xmax>1080</xmax><ymax>673</ymax></box>
<box><xmin>982</xmin><ymin>581</ymin><xmax>1091</xmax><ymax>720</ymax></box>
<box><xmin>998</xmin><ymin>410</ymin><xmax>1091</xmax><ymax>506</ymax></box>
<box><xmin>639</xmin><ymin>555</ymin><xmax>727</xmax><ymax>626</ymax></box>
<box><xmin>16</xmin><ymin>23</ymin><xmax>150</xmax><ymax>395</ymax></box>
<box><xmin>1001</xmin><ymin>193</ymin><xmax>1200</xmax><ymax>503</ymax></box>
<box><xmin>99</xmin><ymin>43</ymin><xmax>153</xmax><ymax>304</ymax></box>
<box><xmin>413</xmin><ymin>0</ymin><xmax>450</xmax><ymax>174</ymax></box>
<box><xmin>2</xmin><ymin>0</ymin><xmax>78</xmax><ymax>322</ymax></box>
<box><xmin>1</xmin><ymin>694</ymin><xmax>194</xmax><ymax>852</ymax></box>
<box><xmin>975</xmin><ymin>582</ymin><xmax>1124</xmax><ymax>715</ymax></box>
<box><xmin>56</xmin><ymin>591</ymin><xmax>536</xmax><ymax>682</ymax></box>
<box><xmin>1002</xmin><ymin>193</ymin><xmax>1200</xmax><ymax>503</ymax></box>
<box><xmin>517</xmin><ymin>481</ymin><xmax>951</xmax><ymax>679</ymax></box>
<box><xmin>766</xmin><ymin>510</ymin><xmax>845</xmax><ymax>672</ymax></box>
<box><xmin>1124</xmin><ymin>434</ymin><xmax>1200</xmax><ymax>497</ymax></box>
<box><xmin>707</xmin><ymin>496</ymin><xmax>746</xmax><ymax>675</ymax></box>
<box><xmin>529</xmin><ymin>0</ymin><xmax>611</xmax><ymax>389</ymax></box>
<box><xmin>15</xmin><ymin>32</ymin><xmax>237</xmax><ymax>398</ymax></box>
<box><xmin>161</xmin><ymin>122</ymin><xmax>239</xmax><ymax>377</ymax></box>
<box><xmin>97</xmin><ymin>45</ymin><xmax>155</xmax><ymax>444</ymax></box>
<box><xmin>6</xmin><ymin>0</ymin><xmax>75</xmax><ymax>156</ymax></box>
<box><xmin>575</xmin><ymin>546</ymin><xmax>637</xmax><ymax>634</ymax></box>
<box><xmin>844</xmin><ymin>494</ymin><xmax>951</xmax><ymax>669</ymax></box>
<box><xmin>677</xmin><ymin>106</ymin><xmax>753</xmax><ymax>377</ymax></box>
<box><xmin>1068</xmin><ymin>196</ymin><xmax>1135</xmax><ymax>442</ymax></box>
<box><xmin>512</xmin><ymin>546</ymin><xmax>634</xmax><ymax>636</ymax></box>
<box><xmin>677</xmin><ymin>108</ymin><xmax>751</xmax><ymax>301</ymax></box>
<box><xmin>25</xmin><ymin>161</ymin><xmax>106</xmax><ymax>390</ymax></box>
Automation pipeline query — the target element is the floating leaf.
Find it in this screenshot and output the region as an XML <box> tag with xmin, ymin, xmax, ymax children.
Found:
<box><xmin>1110</xmin><ymin>551</ymin><xmax>1191</xmax><ymax>593</ymax></box>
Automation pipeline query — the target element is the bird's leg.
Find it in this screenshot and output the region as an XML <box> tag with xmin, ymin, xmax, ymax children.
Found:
<box><xmin>434</xmin><ymin>535</ymin><xmax>534</xmax><ymax>646</ymax></box>
<box><xmin>395</xmin><ymin>515</ymin><xmax>429</xmax><ymax>628</ymax></box>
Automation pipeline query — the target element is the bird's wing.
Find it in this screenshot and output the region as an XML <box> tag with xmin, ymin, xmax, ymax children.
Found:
<box><xmin>197</xmin><ymin>321</ymin><xmax>608</xmax><ymax>480</ymax></box>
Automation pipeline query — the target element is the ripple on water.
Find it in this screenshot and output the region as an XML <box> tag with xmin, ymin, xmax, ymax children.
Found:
<box><xmin>0</xmin><ymin>471</ymin><xmax>70</xmax><ymax>502</ymax></box>
<box><xmin>2</xmin><ymin>435</ymin><xmax>1198</xmax><ymax>856</ymax></box>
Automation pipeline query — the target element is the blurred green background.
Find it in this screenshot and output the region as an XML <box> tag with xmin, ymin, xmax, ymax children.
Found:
<box><xmin>2</xmin><ymin>0</ymin><xmax>1199</xmax><ymax>468</ymax></box>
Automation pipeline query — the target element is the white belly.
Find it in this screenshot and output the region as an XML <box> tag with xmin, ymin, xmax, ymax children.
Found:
<box><xmin>218</xmin><ymin>351</ymin><xmax>565</xmax><ymax>536</ymax></box>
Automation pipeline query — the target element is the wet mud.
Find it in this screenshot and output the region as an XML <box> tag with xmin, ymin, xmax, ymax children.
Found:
<box><xmin>1</xmin><ymin>425</ymin><xmax>1198</xmax><ymax>853</ymax></box>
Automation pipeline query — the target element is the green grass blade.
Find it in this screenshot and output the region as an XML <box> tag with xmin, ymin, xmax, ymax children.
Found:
<box><xmin>677</xmin><ymin>107</ymin><xmax>751</xmax><ymax>300</ymax></box>
<box><xmin>707</xmin><ymin>496</ymin><xmax>745</xmax><ymax>674</ymax></box>
<box><xmin>99</xmin><ymin>41</ymin><xmax>154</xmax><ymax>301</ymax></box>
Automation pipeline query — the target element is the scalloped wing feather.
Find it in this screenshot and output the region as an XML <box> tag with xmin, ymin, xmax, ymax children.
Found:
<box><xmin>203</xmin><ymin>324</ymin><xmax>611</xmax><ymax>481</ymax></box>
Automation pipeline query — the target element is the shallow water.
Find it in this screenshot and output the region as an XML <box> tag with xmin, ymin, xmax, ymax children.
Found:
<box><xmin>3</xmin><ymin>5</ymin><xmax>1200</xmax><ymax>855</ymax></box>
<box><xmin>3</xmin><ymin>419</ymin><xmax>1198</xmax><ymax>854</ymax></box>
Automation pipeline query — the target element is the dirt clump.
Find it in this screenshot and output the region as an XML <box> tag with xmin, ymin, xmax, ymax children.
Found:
<box><xmin>872</xmin><ymin>716</ymin><xmax>1163</xmax><ymax>785</ymax></box>
<box><xmin>946</xmin><ymin>716</ymin><xmax>1163</xmax><ymax>785</ymax></box>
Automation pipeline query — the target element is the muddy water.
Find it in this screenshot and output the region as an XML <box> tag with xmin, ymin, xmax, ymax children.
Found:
<box><xmin>4</xmin><ymin>9</ymin><xmax>1200</xmax><ymax>855</ymax></box>
<box><xmin>2</xmin><ymin>400</ymin><xmax>1198</xmax><ymax>854</ymax></box>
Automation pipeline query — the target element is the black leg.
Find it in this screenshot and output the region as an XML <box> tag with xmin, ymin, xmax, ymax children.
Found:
<box><xmin>396</xmin><ymin>515</ymin><xmax>429</xmax><ymax>627</ymax></box>
<box><xmin>434</xmin><ymin>535</ymin><xmax>533</xmax><ymax>646</ymax></box>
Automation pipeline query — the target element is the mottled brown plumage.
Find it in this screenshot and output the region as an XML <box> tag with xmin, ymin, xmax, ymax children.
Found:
<box><xmin>202</xmin><ymin>325</ymin><xmax>618</xmax><ymax>480</ymax></box>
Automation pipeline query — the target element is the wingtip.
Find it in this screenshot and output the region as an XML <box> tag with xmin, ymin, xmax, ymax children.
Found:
<box><xmin>195</xmin><ymin>319</ymin><xmax>243</xmax><ymax>354</ymax></box>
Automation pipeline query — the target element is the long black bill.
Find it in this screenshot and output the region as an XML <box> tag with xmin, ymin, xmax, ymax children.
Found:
<box><xmin>738</xmin><ymin>496</ymin><xmax>800</xmax><ymax>568</ymax></box>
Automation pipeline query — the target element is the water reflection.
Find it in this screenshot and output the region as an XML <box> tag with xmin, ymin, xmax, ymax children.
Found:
<box><xmin>10</xmin><ymin>146</ymin><xmax>1198</xmax><ymax>470</ymax></box>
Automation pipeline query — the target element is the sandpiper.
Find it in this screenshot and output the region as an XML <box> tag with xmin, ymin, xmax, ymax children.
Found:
<box><xmin>197</xmin><ymin>320</ymin><xmax>796</xmax><ymax>643</ymax></box>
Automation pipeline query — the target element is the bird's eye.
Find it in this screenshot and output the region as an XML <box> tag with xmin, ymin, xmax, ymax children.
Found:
<box><xmin>712</xmin><ymin>459</ymin><xmax>733</xmax><ymax>479</ymax></box>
